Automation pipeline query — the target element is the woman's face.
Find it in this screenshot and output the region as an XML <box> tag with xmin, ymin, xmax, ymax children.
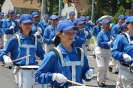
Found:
<box><xmin>58</xmin><ymin>28</ymin><xmax>75</xmax><ymax>44</ymax></box>
<box><xmin>19</xmin><ymin>22</ymin><xmax>33</xmax><ymax>33</ymax></box>
<box><xmin>127</xmin><ymin>22</ymin><xmax>133</xmax><ymax>35</ymax></box>
<box><xmin>8</xmin><ymin>12</ymin><xmax>14</xmax><ymax>19</ymax></box>
<box><xmin>103</xmin><ymin>22</ymin><xmax>110</xmax><ymax>29</ymax></box>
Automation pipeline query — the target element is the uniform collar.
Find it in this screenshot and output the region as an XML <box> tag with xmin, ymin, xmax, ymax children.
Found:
<box><xmin>126</xmin><ymin>32</ymin><xmax>133</xmax><ymax>38</ymax></box>
<box><xmin>18</xmin><ymin>32</ymin><xmax>33</xmax><ymax>39</ymax></box>
<box><xmin>7</xmin><ymin>18</ymin><xmax>13</xmax><ymax>21</ymax></box>
<box><xmin>57</xmin><ymin>43</ymin><xmax>77</xmax><ymax>54</ymax></box>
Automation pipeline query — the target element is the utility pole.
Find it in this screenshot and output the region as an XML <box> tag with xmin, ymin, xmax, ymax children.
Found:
<box><xmin>131</xmin><ymin>0</ymin><xmax>133</xmax><ymax>9</ymax></box>
<box><xmin>41</xmin><ymin>0</ymin><xmax>47</xmax><ymax>17</ymax></box>
<box><xmin>91</xmin><ymin>0</ymin><xmax>95</xmax><ymax>23</ymax></box>
<box><xmin>58</xmin><ymin>0</ymin><xmax>62</xmax><ymax>16</ymax></box>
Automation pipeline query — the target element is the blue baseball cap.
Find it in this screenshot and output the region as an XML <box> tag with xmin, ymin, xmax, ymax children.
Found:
<box><xmin>44</xmin><ymin>14</ymin><xmax>50</xmax><ymax>18</ymax></box>
<box><xmin>16</xmin><ymin>14</ymin><xmax>20</xmax><ymax>17</ymax></box>
<box><xmin>86</xmin><ymin>16</ymin><xmax>90</xmax><ymax>18</ymax></box>
<box><xmin>0</xmin><ymin>12</ymin><xmax>4</xmax><ymax>15</ymax></box>
<box><xmin>125</xmin><ymin>15</ymin><xmax>129</xmax><ymax>19</ymax></box>
<box><xmin>121</xmin><ymin>23</ymin><xmax>126</xmax><ymax>29</ymax></box>
<box><xmin>14</xmin><ymin>14</ymin><xmax>17</xmax><ymax>17</ymax></box>
<box><xmin>124</xmin><ymin>16</ymin><xmax>133</xmax><ymax>24</ymax></box>
<box><xmin>102</xmin><ymin>19</ymin><xmax>110</xmax><ymax>25</ymax></box>
<box><xmin>50</xmin><ymin>15</ymin><xmax>58</xmax><ymax>20</ymax></box>
<box><xmin>118</xmin><ymin>15</ymin><xmax>125</xmax><ymax>19</ymax></box>
<box><xmin>8</xmin><ymin>10</ymin><xmax>14</xmax><ymax>14</ymax></box>
<box><xmin>58</xmin><ymin>16</ymin><xmax>62</xmax><ymax>18</ymax></box>
<box><xmin>20</xmin><ymin>14</ymin><xmax>33</xmax><ymax>23</ymax></box>
<box><xmin>69</xmin><ymin>11</ymin><xmax>75</xmax><ymax>15</ymax></box>
<box><xmin>73</xmin><ymin>18</ymin><xmax>85</xmax><ymax>25</ymax></box>
<box><xmin>96</xmin><ymin>18</ymin><xmax>102</xmax><ymax>24</ymax></box>
<box><xmin>31</xmin><ymin>12</ymin><xmax>39</xmax><ymax>18</ymax></box>
<box><xmin>80</xmin><ymin>16</ymin><xmax>87</xmax><ymax>21</ymax></box>
<box><xmin>57</xmin><ymin>19</ymin><xmax>78</xmax><ymax>32</ymax></box>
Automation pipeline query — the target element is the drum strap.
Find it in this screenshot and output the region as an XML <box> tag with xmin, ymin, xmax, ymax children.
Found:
<box><xmin>123</xmin><ymin>33</ymin><xmax>133</xmax><ymax>44</ymax></box>
<box><xmin>49</xmin><ymin>47</ymin><xmax>84</xmax><ymax>82</ymax></box>
<box><xmin>15</xmin><ymin>34</ymin><xmax>37</xmax><ymax>65</ymax></box>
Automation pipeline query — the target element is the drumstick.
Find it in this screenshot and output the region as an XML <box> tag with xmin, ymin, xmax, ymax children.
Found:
<box><xmin>90</xmin><ymin>74</ymin><xmax>97</xmax><ymax>78</ymax></box>
<box><xmin>12</xmin><ymin>55</ymin><xmax>30</xmax><ymax>62</ymax></box>
<box><xmin>66</xmin><ymin>79</ymin><xmax>86</xmax><ymax>86</ymax></box>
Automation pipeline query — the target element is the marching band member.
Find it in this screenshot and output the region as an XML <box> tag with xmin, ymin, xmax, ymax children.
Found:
<box><xmin>2</xmin><ymin>10</ymin><xmax>19</xmax><ymax>46</ymax></box>
<box><xmin>0</xmin><ymin>14</ymin><xmax>46</xmax><ymax>87</ymax></box>
<box><xmin>35</xmin><ymin>19</ymin><xmax>93</xmax><ymax>87</ymax></box>
<box><xmin>96</xmin><ymin>19</ymin><xmax>111</xmax><ymax>87</ymax></box>
<box><xmin>111</xmin><ymin>16</ymin><xmax>133</xmax><ymax>88</ymax></box>
<box><xmin>72</xmin><ymin>18</ymin><xmax>86</xmax><ymax>48</ymax></box>
<box><xmin>43</xmin><ymin>15</ymin><xmax>58</xmax><ymax>53</ymax></box>
<box><xmin>111</xmin><ymin>14</ymin><xmax>125</xmax><ymax>39</ymax></box>
<box><xmin>0</xmin><ymin>12</ymin><xmax>4</xmax><ymax>49</ymax></box>
<box><xmin>68</xmin><ymin>11</ymin><xmax>75</xmax><ymax>23</ymax></box>
<box><xmin>92</xmin><ymin>18</ymin><xmax>102</xmax><ymax>58</ymax></box>
<box><xmin>31</xmin><ymin>12</ymin><xmax>44</xmax><ymax>45</ymax></box>
<box><xmin>39</xmin><ymin>14</ymin><xmax>50</xmax><ymax>29</ymax></box>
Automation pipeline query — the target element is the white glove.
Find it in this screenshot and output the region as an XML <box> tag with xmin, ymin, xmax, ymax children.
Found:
<box><xmin>38</xmin><ymin>27</ymin><xmax>42</xmax><ymax>33</ymax></box>
<box><xmin>34</xmin><ymin>31</ymin><xmax>41</xmax><ymax>36</ymax></box>
<box><xmin>52</xmin><ymin>37</ymin><xmax>55</xmax><ymax>41</ymax></box>
<box><xmin>52</xmin><ymin>73</ymin><xmax>67</xmax><ymax>83</ymax></box>
<box><xmin>12</xmin><ymin>21</ymin><xmax>16</xmax><ymax>27</ymax></box>
<box><xmin>9</xmin><ymin>25</ymin><xmax>14</xmax><ymax>30</ymax></box>
<box><xmin>123</xmin><ymin>54</ymin><xmax>132</xmax><ymax>62</ymax></box>
<box><xmin>1</xmin><ymin>19</ymin><xmax>4</xmax><ymax>21</ymax></box>
<box><xmin>84</xmin><ymin>30</ymin><xmax>88</xmax><ymax>37</ymax></box>
<box><xmin>3</xmin><ymin>55</ymin><xmax>12</xmax><ymax>65</ymax></box>
<box><xmin>107</xmin><ymin>40</ymin><xmax>112</xmax><ymax>45</ymax></box>
<box><xmin>85</xmin><ymin>69</ymin><xmax>94</xmax><ymax>79</ymax></box>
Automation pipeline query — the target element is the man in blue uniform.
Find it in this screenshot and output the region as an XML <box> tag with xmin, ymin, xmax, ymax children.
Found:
<box><xmin>39</xmin><ymin>14</ymin><xmax>50</xmax><ymax>30</ymax></box>
<box><xmin>2</xmin><ymin>10</ymin><xmax>19</xmax><ymax>46</ymax></box>
<box><xmin>43</xmin><ymin>15</ymin><xmax>58</xmax><ymax>53</ymax></box>
<box><xmin>111</xmin><ymin>14</ymin><xmax>125</xmax><ymax>39</ymax></box>
<box><xmin>68</xmin><ymin>11</ymin><xmax>75</xmax><ymax>23</ymax></box>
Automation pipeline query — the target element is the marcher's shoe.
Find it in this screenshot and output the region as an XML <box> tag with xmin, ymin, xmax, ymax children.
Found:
<box><xmin>9</xmin><ymin>66</ymin><xmax>12</xmax><ymax>69</ymax></box>
<box><xmin>97</xmin><ymin>82</ymin><xmax>106</xmax><ymax>87</ymax></box>
<box><xmin>93</xmin><ymin>55</ymin><xmax>96</xmax><ymax>58</ymax></box>
<box><xmin>114</xmin><ymin>71</ymin><xmax>119</xmax><ymax>74</ymax></box>
<box><xmin>87</xmin><ymin>49</ymin><xmax>90</xmax><ymax>51</ymax></box>
<box><xmin>1</xmin><ymin>62</ymin><xmax>5</xmax><ymax>67</ymax></box>
<box><xmin>108</xmin><ymin>66</ymin><xmax>112</xmax><ymax>72</ymax></box>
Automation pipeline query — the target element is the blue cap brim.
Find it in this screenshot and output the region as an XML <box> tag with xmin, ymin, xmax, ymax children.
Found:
<box><xmin>63</xmin><ymin>25</ymin><xmax>79</xmax><ymax>31</ymax></box>
<box><xmin>33</xmin><ymin>15</ymin><xmax>39</xmax><ymax>17</ymax></box>
<box><xmin>77</xmin><ymin>21</ymin><xmax>85</xmax><ymax>24</ymax></box>
<box><xmin>22</xmin><ymin>20</ymin><xmax>33</xmax><ymax>23</ymax></box>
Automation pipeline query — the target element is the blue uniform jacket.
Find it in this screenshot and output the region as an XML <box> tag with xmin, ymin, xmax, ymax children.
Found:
<box><xmin>43</xmin><ymin>25</ymin><xmax>56</xmax><ymax>44</ymax></box>
<box><xmin>111</xmin><ymin>24</ymin><xmax>120</xmax><ymax>38</ymax></box>
<box><xmin>39</xmin><ymin>19</ymin><xmax>49</xmax><ymax>30</ymax></box>
<box><xmin>2</xmin><ymin>19</ymin><xmax>19</xmax><ymax>34</ymax></box>
<box><xmin>72</xmin><ymin>30</ymin><xmax>86</xmax><ymax>47</ymax></box>
<box><xmin>92</xmin><ymin>25</ymin><xmax>101</xmax><ymax>37</ymax></box>
<box><xmin>32</xmin><ymin>23</ymin><xmax>44</xmax><ymax>37</ymax></box>
<box><xmin>111</xmin><ymin>32</ymin><xmax>133</xmax><ymax>64</ymax></box>
<box><xmin>35</xmin><ymin>43</ymin><xmax>91</xmax><ymax>86</ymax></box>
<box><xmin>97</xmin><ymin>30</ymin><xmax>110</xmax><ymax>48</ymax></box>
<box><xmin>85</xmin><ymin>22</ymin><xmax>93</xmax><ymax>30</ymax></box>
<box><xmin>0</xmin><ymin>29</ymin><xmax>3</xmax><ymax>38</ymax></box>
<box><xmin>84</xmin><ymin>26</ymin><xmax>92</xmax><ymax>40</ymax></box>
<box><xmin>0</xmin><ymin>32</ymin><xmax>45</xmax><ymax>65</ymax></box>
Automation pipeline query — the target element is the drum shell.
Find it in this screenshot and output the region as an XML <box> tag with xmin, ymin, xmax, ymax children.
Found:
<box><xmin>18</xmin><ymin>65</ymin><xmax>47</xmax><ymax>88</ymax></box>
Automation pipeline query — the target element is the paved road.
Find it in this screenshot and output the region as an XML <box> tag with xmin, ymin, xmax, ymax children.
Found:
<box><xmin>0</xmin><ymin>44</ymin><xmax>118</xmax><ymax>88</ymax></box>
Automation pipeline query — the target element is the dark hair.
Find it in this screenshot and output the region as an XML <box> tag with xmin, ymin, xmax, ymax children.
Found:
<box><xmin>53</xmin><ymin>30</ymin><xmax>63</xmax><ymax>47</ymax></box>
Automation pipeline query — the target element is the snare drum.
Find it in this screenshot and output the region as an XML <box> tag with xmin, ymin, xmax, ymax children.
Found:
<box><xmin>19</xmin><ymin>65</ymin><xmax>47</xmax><ymax>88</ymax></box>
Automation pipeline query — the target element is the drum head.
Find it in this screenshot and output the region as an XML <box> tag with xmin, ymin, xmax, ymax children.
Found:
<box><xmin>19</xmin><ymin>65</ymin><xmax>39</xmax><ymax>70</ymax></box>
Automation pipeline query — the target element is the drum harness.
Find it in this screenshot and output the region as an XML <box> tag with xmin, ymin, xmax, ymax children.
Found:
<box><xmin>121</xmin><ymin>33</ymin><xmax>133</xmax><ymax>73</ymax></box>
<box><xmin>49</xmin><ymin>47</ymin><xmax>84</xmax><ymax>86</ymax></box>
<box><xmin>14</xmin><ymin>34</ymin><xmax>45</xmax><ymax>88</ymax></box>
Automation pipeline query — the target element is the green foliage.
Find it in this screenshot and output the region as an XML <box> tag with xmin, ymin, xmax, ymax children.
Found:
<box><xmin>113</xmin><ymin>5</ymin><xmax>130</xmax><ymax>23</ymax></box>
